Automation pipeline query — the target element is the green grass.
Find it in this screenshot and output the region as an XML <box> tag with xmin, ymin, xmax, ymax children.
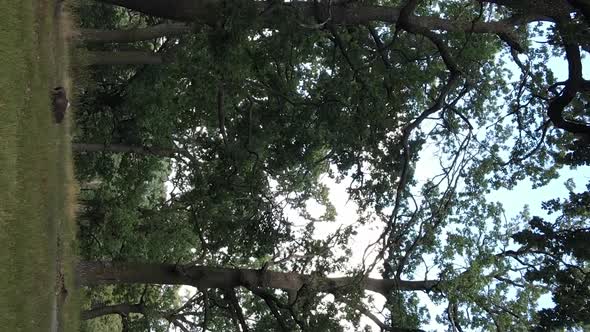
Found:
<box><xmin>0</xmin><ymin>0</ymin><xmax>79</xmax><ymax>331</ymax></box>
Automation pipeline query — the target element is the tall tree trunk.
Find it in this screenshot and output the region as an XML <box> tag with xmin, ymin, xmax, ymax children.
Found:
<box><xmin>95</xmin><ymin>0</ymin><xmax>540</xmax><ymax>34</ymax></box>
<box><xmin>80</xmin><ymin>23</ymin><xmax>192</xmax><ymax>43</ymax></box>
<box><xmin>95</xmin><ymin>0</ymin><xmax>405</xmax><ymax>26</ymax></box>
<box><xmin>77</xmin><ymin>261</ymin><xmax>439</xmax><ymax>296</ymax></box>
<box><xmin>87</xmin><ymin>51</ymin><xmax>162</xmax><ymax>65</ymax></box>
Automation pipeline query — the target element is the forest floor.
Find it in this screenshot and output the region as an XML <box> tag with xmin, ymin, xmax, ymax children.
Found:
<box><xmin>0</xmin><ymin>0</ymin><xmax>79</xmax><ymax>331</ymax></box>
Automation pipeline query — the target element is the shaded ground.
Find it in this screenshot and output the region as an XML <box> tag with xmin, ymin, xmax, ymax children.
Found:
<box><xmin>0</xmin><ymin>0</ymin><xmax>79</xmax><ymax>331</ymax></box>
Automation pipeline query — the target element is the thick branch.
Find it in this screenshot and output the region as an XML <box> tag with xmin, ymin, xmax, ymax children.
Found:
<box><xmin>97</xmin><ymin>0</ymin><xmax>544</xmax><ymax>35</ymax></box>
<box><xmin>547</xmin><ymin>42</ymin><xmax>590</xmax><ymax>135</ymax></box>
<box><xmin>480</xmin><ymin>0</ymin><xmax>572</xmax><ymax>18</ymax></box>
<box><xmin>77</xmin><ymin>261</ymin><xmax>439</xmax><ymax>297</ymax></box>
<box><xmin>83</xmin><ymin>301</ymin><xmax>202</xmax><ymax>332</ymax></box>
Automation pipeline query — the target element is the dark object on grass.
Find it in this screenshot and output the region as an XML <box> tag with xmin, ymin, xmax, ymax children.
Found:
<box><xmin>51</xmin><ymin>86</ymin><xmax>69</xmax><ymax>123</ymax></box>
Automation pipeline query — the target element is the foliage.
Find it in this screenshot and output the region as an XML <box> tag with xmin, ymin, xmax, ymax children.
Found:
<box><xmin>513</xmin><ymin>212</ymin><xmax>590</xmax><ymax>329</ymax></box>
<box><xmin>74</xmin><ymin>0</ymin><xmax>590</xmax><ymax>331</ymax></box>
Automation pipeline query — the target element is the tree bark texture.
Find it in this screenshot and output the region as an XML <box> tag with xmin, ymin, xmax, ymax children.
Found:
<box><xmin>96</xmin><ymin>0</ymin><xmax>547</xmax><ymax>33</ymax></box>
<box><xmin>78</xmin><ymin>261</ymin><xmax>439</xmax><ymax>296</ymax></box>
<box><xmin>80</xmin><ymin>23</ymin><xmax>192</xmax><ymax>43</ymax></box>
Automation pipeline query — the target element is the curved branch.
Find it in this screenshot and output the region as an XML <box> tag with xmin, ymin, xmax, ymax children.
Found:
<box><xmin>82</xmin><ymin>303</ymin><xmax>144</xmax><ymax>320</ymax></box>
<box><xmin>547</xmin><ymin>42</ymin><xmax>590</xmax><ymax>136</ymax></box>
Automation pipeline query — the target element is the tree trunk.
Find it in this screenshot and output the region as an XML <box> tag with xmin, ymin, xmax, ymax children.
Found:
<box><xmin>77</xmin><ymin>261</ymin><xmax>439</xmax><ymax>296</ymax></box>
<box><xmin>72</xmin><ymin>143</ymin><xmax>176</xmax><ymax>158</ymax></box>
<box><xmin>87</xmin><ymin>51</ymin><xmax>162</xmax><ymax>65</ymax></box>
<box><xmin>80</xmin><ymin>23</ymin><xmax>192</xmax><ymax>43</ymax></box>
<box><xmin>95</xmin><ymin>0</ymin><xmax>540</xmax><ymax>34</ymax></box>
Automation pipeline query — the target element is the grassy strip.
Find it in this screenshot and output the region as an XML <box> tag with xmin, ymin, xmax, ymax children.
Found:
<box><xmin>0</xmin><ymin>0</ymin><xmax>79</xmax><ymax>331</ymax></box>
<box><xmin>53</xmin><ymin>2</ymin><xmax>82</xmax><ymax>331</ymax></box>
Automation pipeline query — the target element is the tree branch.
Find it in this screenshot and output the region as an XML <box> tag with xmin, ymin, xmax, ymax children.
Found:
<box><xmin>226</xmin><ymin>289</ymin><xmax>249</xmax><ymax>332</ymax></box>
<box><xmin>78</xmin><ymin>261</ymin><xmax>440</xmax><ymax>297</ymax></box>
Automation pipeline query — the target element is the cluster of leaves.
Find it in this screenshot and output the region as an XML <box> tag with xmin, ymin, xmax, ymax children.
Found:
<box><xmin>513</xmin><ymin>215</ymin><xmax>590</xmax><ymax>329</ymax></box>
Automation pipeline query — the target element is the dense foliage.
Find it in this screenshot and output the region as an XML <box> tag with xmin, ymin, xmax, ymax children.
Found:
<box><xmin>73</xmin><ymin>0</ymin><xmax>589</xmax><ymax>331</ymax></box>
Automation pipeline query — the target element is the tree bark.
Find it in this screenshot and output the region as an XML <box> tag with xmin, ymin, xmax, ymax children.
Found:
<box><xmin>95</xmin><ymin>0</ymin><xmax>545</xmax><ymax>33</ymax></box>
<box><xmin>87</xmin><ymin>51</ymin><xmax>163</xmax><ymax>65</ymax></box>
<box><xmin>77</xmin><ymin>261</ymin><xmax>439</xmax><ymax>296</ymax></box>
<box><xmin>80</xmin><ymin>23</ymin><xmax>192</xmax><ymax>43</ymax></box>
<box><xmin>480</xmin><ymin>0</ymin><xmax>573</xmax><ymax>17</ymax></box>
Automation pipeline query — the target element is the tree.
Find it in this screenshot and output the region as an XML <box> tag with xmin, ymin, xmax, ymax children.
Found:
<box><xmin>74</xmin><ymin>0</ymin><xmax>590</xmax><ymax>330</ymax></box>
<box><xmin>93</xmin><ymin>0</ymin><xmax>590</xmax><ymax>134</ymax></box>
<box><xmin>515</xmin><ymin>220</ymin><xmax>589</xmax><ymax>330</ymax></box>
<box><xmin>510</xmin><ymin>185</ymin><xmax>590</xmax><ymax>330</ymax></box>
<box><xmin>77</xmin><ymin>261</ymin><xmax>439</xmax><ymax>331</ymax></box>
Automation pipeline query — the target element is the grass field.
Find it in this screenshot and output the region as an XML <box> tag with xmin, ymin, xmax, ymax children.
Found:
<box><xmin>0</xmin><ymin>1</ymin><xmax>79</xmax><ymax>331</ymax></box>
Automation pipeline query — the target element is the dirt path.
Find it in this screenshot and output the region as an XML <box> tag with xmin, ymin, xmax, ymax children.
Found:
<box><xmin>50</xmin><ymin>1</ymin><xmax>75</xmax><ymax>331</ymax></box>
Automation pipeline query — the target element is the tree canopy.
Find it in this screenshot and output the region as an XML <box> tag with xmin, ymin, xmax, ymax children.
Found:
<box><xmin>72</xmin><ymin>0</ymin><xmax>589</xmax><ymax>331</ymax></box>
